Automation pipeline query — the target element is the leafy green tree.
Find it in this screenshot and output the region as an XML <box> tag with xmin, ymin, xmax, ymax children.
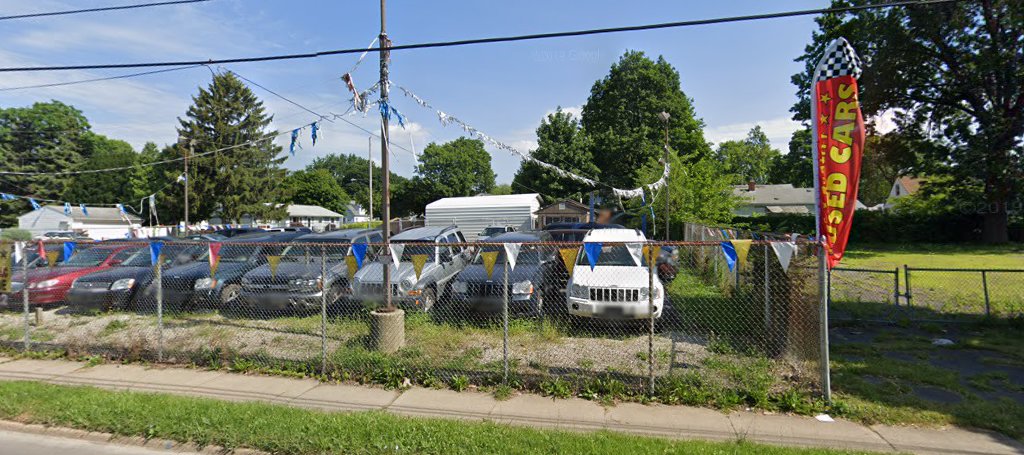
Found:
<box><xmin>582</xmin><ymin>51</ymin><xmax>711</xmax><ymax>188</ymax></box>
<box><xmin>792</xmin><ymin>0</ymin><xmax>1024</xmax><ymax>242</ymax></box>
<box><xmin>305</xmin><ymin>153</ymin><xmax>412</xmax><ymax>219</ymax></box>
<box><xmin>769</xmin><ymin>128</ymin><xmax>814</xmax><ymax>188</ymax></box>
<box><xmin>489</xmin><ymin>184</ymin><xmax>513</xmax><ymax>195</ymax></box>
<box><xmin>639</xmin><ymin>153</ymin><xmax>737</xmax><ymax>230</ymax></box>
<box><xmin>512</xmin><ymin>109</ymin><xmax>600</xmax><ymax>203</ymax></box>
<box><xmin>409</xmin><ymin>137</ymin><xmax>495</xmax><ymax>210</ymax></box>
<box><xmin>284</xmin><ymin>169</ymin><xmax>349</xmax><ymax>214</ymax></box>
<box><xmin>63</xmin><ymin>133</ymin><xmax>136</xmax><ymax>205</ymax></box>
<box><xmin>165</xmin><ymin>73</ymin><xmax>288</xmax><ymax>224</ymax></box>
<box><xmin>0</xmin><ymin>101</ymin><xmax>90</xmax><ymax>225</ymax></box>
<box><xmin>129</xmin><ymin>142</ymin><xmax>162</xmax><ymax>202</ymax></box>
<box><xmin>715</xmin><ymin>126</ymin><xmax>780</xmax><ymax>185</ymax></box>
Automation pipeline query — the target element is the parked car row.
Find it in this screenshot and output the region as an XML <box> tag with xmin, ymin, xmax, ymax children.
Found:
<box><xmin>2</xmin><ymin>224</ymin><xmax>675</xmax><ymax>321</ymax></box>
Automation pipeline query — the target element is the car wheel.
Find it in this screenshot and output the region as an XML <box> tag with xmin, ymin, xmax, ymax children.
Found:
<box><xmin>220</xmin><ymin>284</ymin><xmax>241</xmax><ymax>307</ymax></box>
<box><xmin>420</xmin><ymin>287</ymin><xmax>436</xmax><ymax>312</ymax></box>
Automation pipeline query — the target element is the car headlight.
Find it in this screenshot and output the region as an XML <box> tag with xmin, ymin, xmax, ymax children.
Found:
<box><xmin>30</xmin><ymin>279</ymin><xmax>60</xmax><ymax>289</ymax></box>
<box><xmin>110</xmin><ymin>278</ymin><xmax>135</xmax><ymax>291</ymax></box>
<box><xmin>652</xmin><ymin>287</ymin><xmax>661</xmax><ymax>298</ymax></box>
<box><xmin>640</xmin><ymin>287</ymin><xmax>649</xmax><ymax>298</ymax></box>
<box><xmin>194</xmin><ymin>278</ymin><xmax>215</xmax><ymax>289</ymax></box>
<box><xmin>570</xmin><ymin>283</ymin><xmax>587</xmax><ymax>298</ymax></box>
<box><xmin>512</xmin><ymin>280</ymin><xmax>533</xmax><ymax>295</ymax></box>
<box><xmin>399</xmin><ymin>278</ymin><xmax>415</xmax><ymax>292</ymax></box>
<box><xmin>453</xmin><ymin>281</ymin><xmax>468</xmax><ymax>293</ymax></box>
<box><xmin>290</xmin><ymin>278</ymin><xmax>320</xmax><ymax>288</ymax></box>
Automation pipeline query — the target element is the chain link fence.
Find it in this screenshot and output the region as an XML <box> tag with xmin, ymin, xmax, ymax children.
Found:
<box><xmin>1</xmin><ymin>234</ymin><xmax>827</xmax><ymax>401</ymax></box>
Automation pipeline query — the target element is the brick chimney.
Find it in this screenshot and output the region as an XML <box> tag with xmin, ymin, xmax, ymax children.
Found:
<box><xmin>747</xmin><ymin>180</ymin><xmax>756</xmax><ymax>191</ymax></box>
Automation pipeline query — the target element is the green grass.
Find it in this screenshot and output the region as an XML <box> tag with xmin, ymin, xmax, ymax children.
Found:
<box><xmin>0</xmin><ymin>381</ymin><xmax>877</xmax><ymax>455</ymax></box>
<box><xmin>843</xmin><ymin>243</ymin><xmax>1024</xmax><ymax>269</ymax></box>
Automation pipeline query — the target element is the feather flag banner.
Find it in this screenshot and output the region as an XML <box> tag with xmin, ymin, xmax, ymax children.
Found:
<box><xmin>812</xmin><ymin>37</ymin><xmax>865</xmax><ymax>269</ymax></box>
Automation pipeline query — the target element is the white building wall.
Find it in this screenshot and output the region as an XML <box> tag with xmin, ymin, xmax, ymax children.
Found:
<box><xmin>18</xmin><ymin>209</ymin><xmax>72</xmax><ymax>237</ymax></box>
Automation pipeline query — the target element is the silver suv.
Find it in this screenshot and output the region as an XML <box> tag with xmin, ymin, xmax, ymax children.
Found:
<box><xmin>351</xmin><ymin>225</ymin><xmax>470</xmax><ymax>311</ymax></box>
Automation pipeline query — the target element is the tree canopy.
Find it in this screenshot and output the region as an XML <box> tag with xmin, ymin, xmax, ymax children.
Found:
<box><xmin>715</xmin><ymin>126</ymin><xmax>780</xmax><ymax>185</ymax></box>
<box><xmin>511</xmin><ymin>108</ymin><xmax>599</xmax><ymax>204</ymax></box>
<box><xmin>409</xmin><ymin>137</ymin><xmax>495</xmax><ymax>208</ymax></box>
<box><xmin>284</xmin><ymin>169</ymin><xmax>349</xmax><ymax>214</ymax></box>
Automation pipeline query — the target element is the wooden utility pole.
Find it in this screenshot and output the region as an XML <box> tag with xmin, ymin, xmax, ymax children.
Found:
<box><xmin>379</xmin><ymin>0</ymin><xmax>393</xmax><ymax>311</ymax></box>
<box><xmin>181</xmin><ymin>138</ymin><xmax>194</xmax><ymax>232</ymax></box>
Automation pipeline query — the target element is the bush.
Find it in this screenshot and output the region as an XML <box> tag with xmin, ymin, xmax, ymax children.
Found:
<box><xmin>732</xmin><ymin>211</ymin><xmax>1023</xmax><ymax>244</ymax></box>
<box><xmin>0</xmin><ymin>228</ymin><xmax>32</xmax><ymax>241</ymax></box>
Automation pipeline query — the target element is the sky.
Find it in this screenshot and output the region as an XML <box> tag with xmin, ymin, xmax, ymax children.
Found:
<box><xmin>0</xmin><ymin>0</ymin><xmax>825</xmax><ymax>185</ymax></box>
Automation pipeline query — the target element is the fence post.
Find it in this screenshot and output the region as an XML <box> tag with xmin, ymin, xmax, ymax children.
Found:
<box><xmin>893</xmin><ymin>267</ymin><xmax>900</xmax><ymax>306</ymax></box>
<box><xmin>763</xmin><ymin>243</ymin><xmax>770</xmax><ymax>330</ymax></box>
<box><xmin>321</xmin><ymin>245</ymin><xmax>328</xmax><ymax>376</ymax></box>
<box><xmin>502</xmin><ymin>256</ymin><xmax>509</xmax><ymax>385</ymax></box>
<box><xmin>818</xmin><ymin>243</ymin><xmax>831</xmax><ymax>402</ymax></box>
<box><xmin>156</xmin><ymin>254</ymin><xmax>163</xmax><ymax>362</ymax></box>
<box><xmin>22</xmin><ymin>246</ymin><xmax>29</xmax><ymax>352</ymax></box>
<box><xmin>648</xmin><ymin>242</ymin><xmax>655</xmax><ymax>397</ymax></box>
<box><xmin>981</xmin><ymin>270</ymin><xmax>990</xmax><ymax>317</ymax></box>
<box><xmin>904</xmin><ymin>265</ymin><xmax>912</xmax><ymax>307</ymax></box>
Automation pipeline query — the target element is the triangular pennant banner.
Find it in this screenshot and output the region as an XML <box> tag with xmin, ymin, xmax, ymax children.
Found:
<box><xmin>149</xmin><ymin>241</ymin><xmax>164</xmax><ymax>266</ymax></box>
<box><xmin>733</xmin><ymin>239</ymin><xmax>752</xmax><ymax>270</ymax></box>
<box><xmin>63</xmin><ymin>242</ymin><xmax>76</xmax><ymax>262</ymax></box>
<box><xmin>626</xmin><ymin>243</ymin><xmax>643</xmax><ymax>267</ymax></box>
<box><xmin>37</xmin><ymin>240</ymin><xmax>45</xmax><ymax>262</ymax></box>
<box><xmin>13</xmin><ymin>241</ymin><xmax>24</xmax><ymax>264</ymax></box>
<box><xmin>389</xmin><ymin>243</ymin><xmax>405</xmax><ymax>265</ymax></box>
<box><xmin>583</xmin><ymin>242</ymin><xmax>602</xmax><ymax>271</ymax></box>
<box><xmin>771</xmin><ymin>242</ymin><xmax>797</xmax><ymax>273</ymax></box>
<box><xmin>559</xmin><ymin>248</ymin><xmax>578</xmax><ymax>276</ymax></box>
<box><xmin>208</xmin><ymin>243</ymin><xmax>222</xmax><ymax>275</ymax></box>
<box><xmin>503</xmin><ymin>243</ymin><xmax>521</xmax><ymax>271</ymax></box>
<box><xmin>267</xmin><ymin>255</ymin><xmax>282</xmax><ymax>278</ymax></box>
<box><xmin>351</xmin><ymin>243</ymin><xmax>368</xmax><ymax>268</ymax></box>
<box><xmin>642</xmin><ymin>245</ymin><xmax>661</xmax><ymax>268</ymax></box>
<box><xmin>720</xmin><ymin>241</ymin><xmax>737</xmax><ymax>272</ymax></box>
<box><xmin>345</xmin><ymin>255</ymin><xmax>359</xmax><ymax>279</ymax></box>
<box><xmin>46</xmin><ymin>250</ymin><xmax>60</xmax><ymax>267</ymax></box>
<box><xmin>210</xmin><ymin>257</ymin><xmax>220</xmax><ymax>278</ymax></box>
<box><xmin>411</xmin><ymin>254</ymin><xmax>428</xmax><ymax>280</ymax></box>
<box><xmin>481</xmin><ymin>251</ymin><xmax>499</xmax><ymax>279</ymax></box>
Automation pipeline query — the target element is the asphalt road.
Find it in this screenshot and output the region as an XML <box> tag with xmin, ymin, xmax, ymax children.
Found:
<box><xmin>0</xmin><ymin>429</ymin><xmax>199</xmax><ymax>455</ymax></box>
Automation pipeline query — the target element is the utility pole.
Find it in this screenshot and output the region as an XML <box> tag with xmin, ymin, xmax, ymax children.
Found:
<box><xmin>368</xmin><ymin>136</ymin><xmax>373</xmax><ymax>229</ymax></box>
<box><xmin>379</xmin><ymin>0</ymin><xmax>393</xmax><ymax>311</ymax></box>
<box><xmin>658</xmin><ymin>111</ymin><xmax>671</xmax><ymax>241</ymax></box>
<box><xmin>180</xmin><ymin>138</ymin><xmax>194</xmax><ymax>233</ymax></box>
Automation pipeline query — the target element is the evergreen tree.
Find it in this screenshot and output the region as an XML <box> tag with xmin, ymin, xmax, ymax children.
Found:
<box><xmin>166</xmin><ymin>73</ymin><xmax>288</xmax><ymax>224</ymax></box>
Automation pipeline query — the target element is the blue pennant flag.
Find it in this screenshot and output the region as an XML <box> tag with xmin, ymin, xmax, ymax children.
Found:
<box><xmin>720</xmin><ymin>229</ymin><xmax>730</xmax><ymax>240</ymax></box>
<box><xmin>311</xmin><ymin>122</ymin><xmax>320</xmax><ymax>146</ymax></box>
<box><xmin>29</xmin><ymin>198</ymin><xmax>41</xmax><ymax>210</ymax></box>
<box><xmin>583</xmin><ymin>242</ymin><xmax>603</xmax><ymax>271</ymax></box>
<box><xmin>63</xmin><ymin>241</ymin><xmax>77</xmax><ymax>261</ymax></box>
<box><xmin>80</xmin><ymin>204</ymin><xmax>89</xmax><ymax>217</ymax></box>
<box><xmin>392</xmin><ymin>107</ymin><xmax>406</xmax><ymax>128</ymax></box>
<box><xmin>64</xmin><ymin>202</ymin><xmax>71</xmax><ymax>215</ymax></box>
<box><xmin>116</xmin><ymin>203</ymin><xmax>127</xmax><ymax>216</ymax></box>
<box><xmin>351</xmin><ymin>242</ymin><xmax>368</xmax><ymax>268</ymax></box>
<box><xmin>150</xmin><ymin>241</ymin><xmax>164</xmax><ymax>266</ymax></box>
<box><xmin>0</xmin><ymin>193</ymin><xmax>13</xmax><ymax>201</ymax></box>
<box><xmin>290</xmin><ymin>129</ymin><xmax>300</xmax><ymax>156</ymax></box>
<box><xmin>720</xmin><ymin>241</ymin><xmax>737</xmax><ymax>272</ymax></box>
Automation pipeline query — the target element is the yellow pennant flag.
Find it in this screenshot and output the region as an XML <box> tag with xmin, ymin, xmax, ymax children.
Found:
<box><xmin>46</xmin><ymin>250</ymin><xmax>60</xmax><ymax>267</ymax></box>
<box><xmin>733</xmin><ymin>239</ymin><xmax>752</xmax><ymax>269</ymax></box>
<box><xmin>345</xmin><ymin>255</ymin><xmax>359</xmax><ymax>279</ymax></box>
<box><xmin>559</xmin><ymin>248</ymin><xmax>578</xmax><ymax>276</ymax></box>
<box><xmin>642</xmin><ymin>245</ymin><xmax>661</xmax><ymax>269</ymax></box>
<box><xmin>0</xmin><ymin>242</ymin><xmax>11</xmax><ymax>293</ymax></box>
<box><xmin>267</xmin><ymin>255</ymin><xmax>282</xmax><ymax>278</ymax></box>
<box><xmin>481</xmin><ymin>251</ymin><xmax>499</xmax><ymax>279</ymax></box>
<box><xmin>411</xmin><ymin>254</ymin><xmax>428</xmax><ymax>280</ymax></box>
<box><xmin>210</xmin><ymin>257</ymin><xmax>221</xmax><ymax>277</ymax></box>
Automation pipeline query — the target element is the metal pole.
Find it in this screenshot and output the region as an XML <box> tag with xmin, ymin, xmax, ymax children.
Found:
<box><xmin>818</xmin><ymin>242</ymin><xmax>831</xmax><ymax>402</ymax></box>
<box><xmin>981</xmin><ymin>271</ymin><xmax>990</xmax><ymax>317</ymax></box>
<box><xmin>763</xmin><ymin>243</ymin><xmax>770</xmax><ymax>329</ymax></box>
<box><xmin>503</xmin><ymin>258</ymin><xmax>509</xmax><ymax>384</ymax></box>
<box><xmin>904</xmin><ymin>265</ymin><xmax>912</xmax><ymax>307</ymax></box>
<box><xmin>184</xmin><ymin>140</ymin><xmax>193</xmax><ymax>232</ymax></box>
<box><xmin>22</xmin><ymin>246</ymin><xmax>29</xmax><ymax>352</ymax></box>
<box><xmin>156</xmin><ymin>255</ymin><xmax>163</xmax><ymax>362</ymax></box>
<box><xmin>648</xmin><ymin>243</ymin><xmax>656</xmax><ymax>396</ymax></box>
<box><xmin>664</xmin><ymin>132</ymin><xmax>670</xmax><ymax>241</ymax></box>
<box><xmin>893</xmin><ymin>267</ymin><xmax>900</xmax><ymax>306</ymax></box>
<box><xmin>380</xmin><ymin>0</ymin><xmax>393</xmax><ymax>311</ymax></box>
<box><xmin>368</xmin><ymin>136</ymin><xmax>373</xmax><ymax>229</ymax></box>
<box><xmin>321</xmin><ymin>245</ymin><xmax>328</xmax><ymax>374</ymax></box>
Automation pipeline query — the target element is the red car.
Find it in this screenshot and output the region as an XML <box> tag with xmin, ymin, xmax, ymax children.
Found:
<box><xmin>17</xmin><ymin>245</ymin><xmax>138</xmax><ymax>306</ymax></box>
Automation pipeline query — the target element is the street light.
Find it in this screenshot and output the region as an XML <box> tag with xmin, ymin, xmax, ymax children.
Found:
<box><xmin>658</xmin><ymin>111</ymin><xmax>670</xmax><ymax>241</ymax></box>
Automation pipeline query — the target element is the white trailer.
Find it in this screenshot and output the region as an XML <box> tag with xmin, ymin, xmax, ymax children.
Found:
<box><xmin>424</xmin><ymin>194</ymin><xmax>541</xmax><ymax>241</ymax></box>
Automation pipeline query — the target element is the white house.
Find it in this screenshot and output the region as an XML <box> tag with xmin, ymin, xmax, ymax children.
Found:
<box><xmin>732</xmin><ymin>182</ymin><xmax>817</xmax><ymax>216</ymax></box>
<box><xmin>18</xmin><ymin>205</ymin><xmax>142</xmax><ymax>240</ymax></box>
<box><xmin>343</xmin><ymin>201</ymin><xmax>369</xmax><ymax>224</ymax></box>
<box><xmin>281</xmin><ymin>204</ymin><xmax>344</xmax><ymax>232</ymax></box>
<box><xmin>425</xmin><ymin>193</ymin><xmax>541</xmax><ymax>240</ymax></box>
<box><xmin>883</xmin><ymin>176</ymin><xmax>922</xmax><ymax>209</ymax></box>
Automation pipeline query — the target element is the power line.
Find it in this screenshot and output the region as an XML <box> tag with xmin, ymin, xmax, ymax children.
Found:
<box><xmin>0</xmin><ymin>0</ymin><xmax>211</xmax><ymax>21</ymax></box>
<box><xmin>0</xmin><ymin>65</ymin><xmax>203</xmax><ymax>92</ymax></box>
<box><xmin>0</xmin><ymin>0</ymin><xmax>959</xmax><ymax>73</ymax></box>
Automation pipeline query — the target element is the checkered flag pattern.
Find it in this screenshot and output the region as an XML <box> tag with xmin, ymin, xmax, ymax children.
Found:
<box><xmin>814</xmin><ymin>37</ymin><xmax>862</xmax><ymax>82</ymax></box>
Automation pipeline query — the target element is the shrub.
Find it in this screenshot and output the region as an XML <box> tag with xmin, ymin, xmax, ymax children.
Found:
<box><xmin>0</xmin><ymin>228</ymin><xmax>32</xmax><ymax>241</ymax></box>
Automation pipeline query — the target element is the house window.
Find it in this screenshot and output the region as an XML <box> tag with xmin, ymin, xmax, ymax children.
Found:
<box><xmin>558</xmin><ymin>203</ymin><xmax>566</xmax><ymax>210</ymax></box>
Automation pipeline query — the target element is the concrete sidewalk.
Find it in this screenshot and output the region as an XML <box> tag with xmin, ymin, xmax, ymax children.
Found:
<box><xmin>0</xmin><ymin>357</ymin><xmax>1020</xmax><ymax>455</ymax></box>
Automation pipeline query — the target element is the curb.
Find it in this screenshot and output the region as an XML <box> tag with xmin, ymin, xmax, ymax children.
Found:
<box><xmin>0</xmin><ymin>420</ymin><xmax>269</xmax><ymax>454</ymax></box>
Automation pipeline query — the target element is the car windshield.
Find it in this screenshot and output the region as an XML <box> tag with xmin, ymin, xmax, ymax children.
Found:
<box><xmin>280</xmin><ymin>241</ymin><xmax>350</xmax><ymax>262</ymax></box>
<box><xmin>472</xmin><ymin>245</ymin><xmax>544</xmax><ymax>265</ymax></box>
<box><xmin>217</xmin><ymin>245</ymin><xmax>259</xmax><ymax>263</ymax></box>
<box><xmin>548</xmin><ymin>230</ymin><xmax>587</xmax><ymax>242</ymax></box>
<box><xmin>119</xmin><ymin>245</ymin><xmax>192</xmax><ymax>267</ymax></box>
<box><xmin>399</xmin><ymin>242</ymin><xmax>435</xmax><ymax>263</ymax></box>
<box><xmin>575</xmin><ymin>244</ymin><xmax>646</xmax><ymax>267</ymax></box>
<box><xmin>63</xmin><ymin>248</ymin><xmax>115</xmax><ymax>267</ymax></box>
<box><xmin>482</xmin><ymin>227</ymin><xmax>506</xmax><ymax>236</ymax></box>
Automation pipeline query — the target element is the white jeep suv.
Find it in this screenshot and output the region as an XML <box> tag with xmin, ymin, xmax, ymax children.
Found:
<box><xmin>566</xmin><ymin>229</ymin><xmax>664</xmax><ymax>319</ymax></box>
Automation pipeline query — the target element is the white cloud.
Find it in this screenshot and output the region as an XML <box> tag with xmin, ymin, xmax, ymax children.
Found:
<box><xmin>544</xmin><ymin>105</ymin><xmax>583</xmax><ymax>120</ymax></box>
<box><xmin>703</xmin><ymin>116</ymin><xmax>801</xmax><ymax>151</ymax></box>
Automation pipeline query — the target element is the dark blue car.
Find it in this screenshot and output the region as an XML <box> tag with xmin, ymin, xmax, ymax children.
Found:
<box><xmin>450</xmin><ymin>231</ymin><xmax>559</xmax><ymax>315</ymax></box>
